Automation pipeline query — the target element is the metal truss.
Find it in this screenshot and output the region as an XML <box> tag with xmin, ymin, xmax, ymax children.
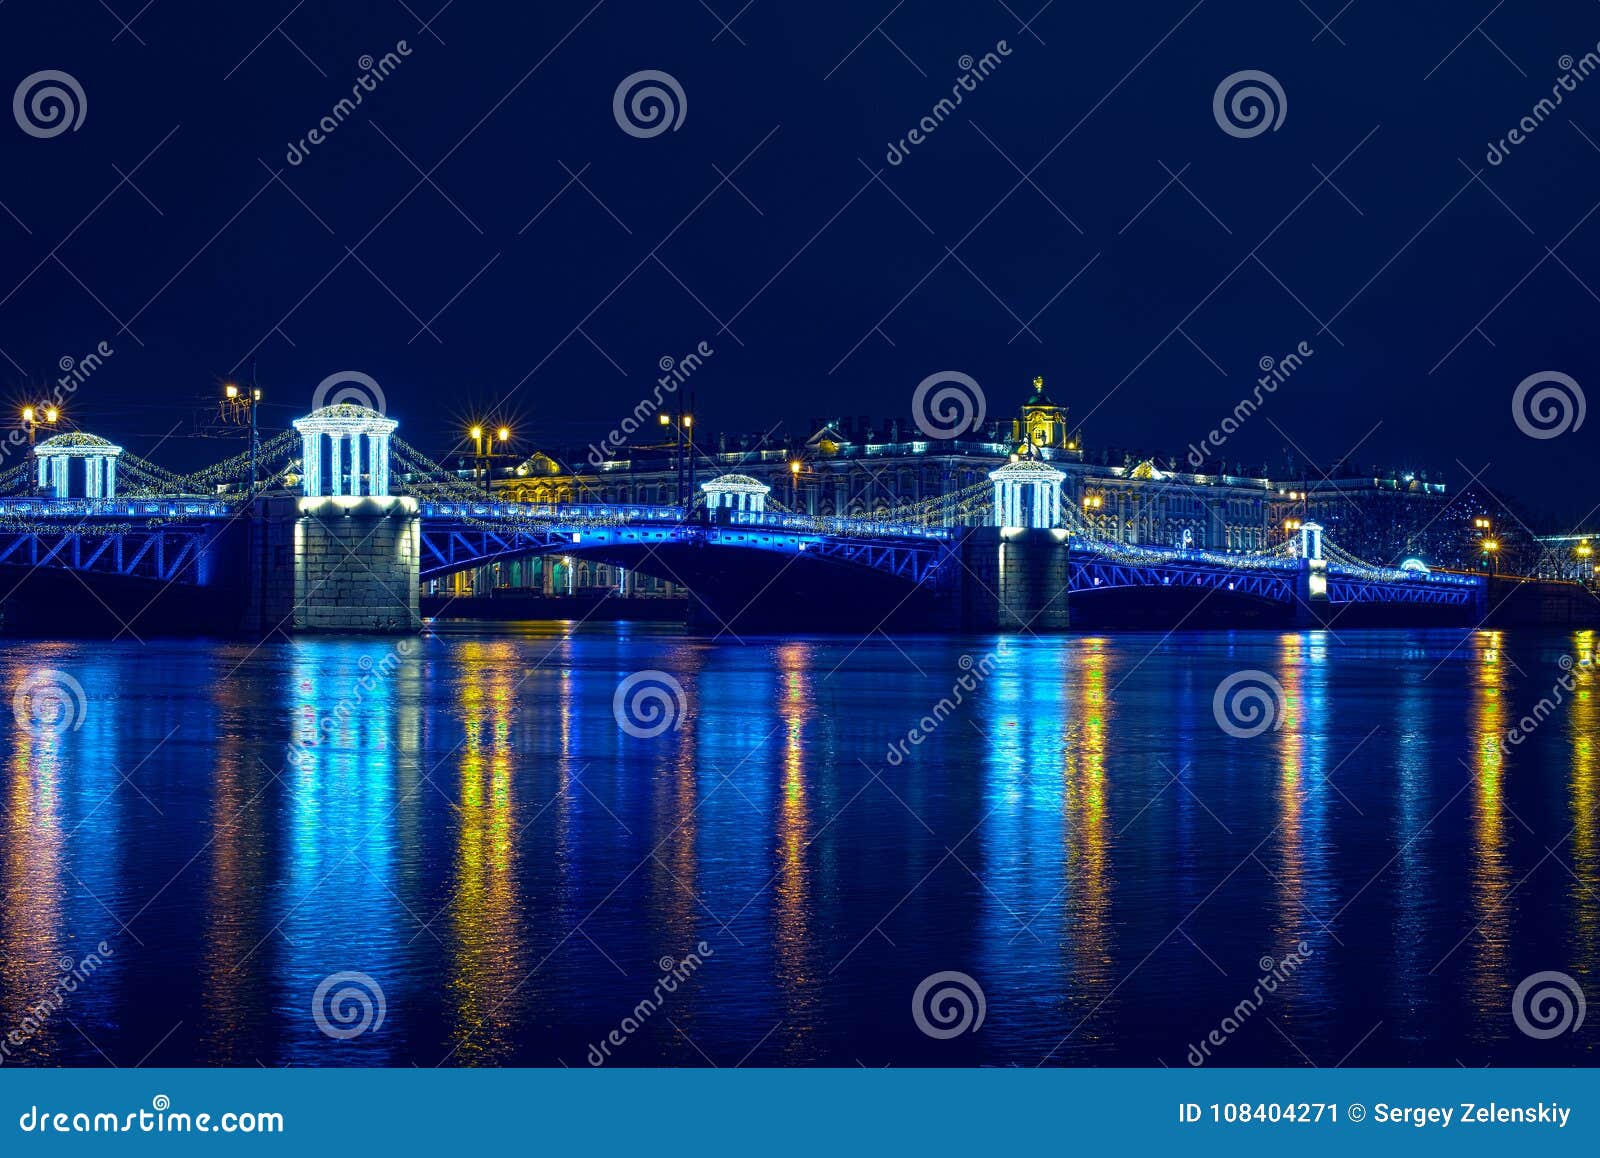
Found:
<box><xmin>1325</xmin><ymin>578</ymin><xmax>1476</xmax><ymax>606</ymax></box>
<box><xmin>0</xmin><ymin>526</ymin><xmax>214</xmax><ymax>583</ymax></box>
<box><xmin>794</xmin><ymin>536</ymin><xmax>948</xmax><ymax>583</ymax></box>
<box><xmin>419</xmin><ymin>516</ymin><xmax>953</xmax><ymax>584</ymax></box>
<box><xmin>1070</xmin><ymin>558</ymin><xmax>1297</xmax><ymax>602</ymax></box>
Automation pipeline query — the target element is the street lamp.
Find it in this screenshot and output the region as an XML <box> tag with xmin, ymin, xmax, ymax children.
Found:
<box><xmin>659</xmin><ymin>411</ymin><xmax>694</xmax><ymax>508</ymax></box>
<box><xmin>789</xmin><ymin>458</ymin><xmax>801</xmax><ymax>509</ymax></box>
<box><xmin>223</xmin><ymin>379</ymin><xmax>263</xmax><ymax>497</ymax></box>
<box><xmin>20</xmin><ymin>405</ymin><xmax>60</xmax><ymax>495</ymax></box>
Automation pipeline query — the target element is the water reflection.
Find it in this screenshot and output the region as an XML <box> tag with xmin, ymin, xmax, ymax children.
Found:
<box><xmin>1</xmin><ymin>627</ymin><xmax>1595</xmax><ymax>1067</ymax></box>
<box><xmin>447</xmin><ymin>640</ymin><xmax>524</xmax><ymax>1064</ymax></box>
<box><xmin>0</xmin><ymin>717</ymin><xmax>65</xmax><ymax>1063</ymax></box>
<box><xmin>1467</xmin><ymin>631</ymin><xmax>1510</xmax><ymax>1036</ymax></box>
<box><xmin>279</xmin><ymin>645</ymin><xmax>406</xmax><ymax>1063</ymax></box>
<box><xmin>1062</xmin><ymin>639</ymin><xmax>1112</xmax><ymax>1010</ymax></box>
<box><xmin>200</xmin><ymin>678</ymin><xmax>268</xmax><ymax>1064</ymax></box>
<box><xmin>772</xmin><ymin>643</ymin><xmax>818</xmax><ymax>1059</ymax></box>
<box><xmin>1568</xmin><ymin>630</ymin><xmax>1597</xmax><ymax>982</ymax></box>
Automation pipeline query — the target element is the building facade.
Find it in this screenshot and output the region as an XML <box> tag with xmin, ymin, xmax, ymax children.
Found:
<box><xmin>436</xmin><ymin>377</ymin><xmax>1462</xmax><ymax>596</ymax></box>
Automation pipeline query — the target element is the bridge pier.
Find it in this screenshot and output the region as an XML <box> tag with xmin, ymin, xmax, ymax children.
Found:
<box><xmin>1292</xmin><ymin>558</ymin><xmax>1331</xmax><ymax>628</ymax></box>
<box><xmin>243</xmin><ymin>496</ymin><xmax>421</xmax><ymax>635</ymax></box>
<box><xmin>959</xmin><ymin>527</ymin><xmax>1070</xmax><ymax>632</ymax></box>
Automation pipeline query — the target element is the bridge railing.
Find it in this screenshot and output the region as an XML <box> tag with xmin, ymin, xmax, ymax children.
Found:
<box><xmin>1324</xmin><ymin>562</ymin><xmax>1481</xmax><ymax>587</ymax></box>
<box><xmin>418</xmin><ymin>501</ymin><xmax>686</xmax><ymax>524</ymax></box>
<box><xmin>0</xmin><ymin>497</ymin><xmax>233</xmax><ymax>519</ymax></box>
<box><xmin>724</xmin><ymin>510</ymin><xmax>953</xmax><ymax>540</ymax></box>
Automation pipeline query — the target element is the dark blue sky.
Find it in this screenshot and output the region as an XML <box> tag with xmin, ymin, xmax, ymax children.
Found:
<box><xmin>1</xmin><ymin>1</ymin><xmax>1595</xmax><ymax>521</ymax></box>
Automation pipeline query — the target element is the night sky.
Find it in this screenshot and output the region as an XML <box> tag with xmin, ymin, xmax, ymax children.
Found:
<box><xmin>1</xmin><ymin>1</ymin><xmax>1596</xmax><ymax>521</ymax></box>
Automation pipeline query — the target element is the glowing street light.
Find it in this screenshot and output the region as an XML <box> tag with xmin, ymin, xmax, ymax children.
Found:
<box><xmin>659</xmin><ymin>412</ymin><xmax>694</xmax><ymax>507</ymax></box>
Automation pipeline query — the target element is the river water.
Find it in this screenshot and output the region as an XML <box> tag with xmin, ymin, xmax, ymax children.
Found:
<box><xmin>1</xmin><ymin>624</ymin><xmax>1595</xmax><ymax>1067</ymax></box>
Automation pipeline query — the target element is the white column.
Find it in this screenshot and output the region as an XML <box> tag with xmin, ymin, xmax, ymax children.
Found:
<box><xmin>992</xmin><ymin>481</ymin><xmax>1003</xmax><ymax>526</ymax></box>
<box><xmin>53</xmin><ymin>457</ymin><xmax>69</xmax><ymax>499</ymax></box>
<box><xmin>373</xmin><ymin>434</ymin><xmax>389</xmax><ymax>497</ymax></box>
<box><xmin>37</xmin><ymin>456</ymin><xmax>48</xmax><ymax>490</ymax></box>
<box><xmin>301</xmin><ymin>433</ymin><xmax>318</xmax><ymax>496</ymax></box>
<box><xmin>106</xmin><ymin>456</ymin><xmax>117</xmax><ymax>499</ymax></box>
<box><xmin>89</xmin><ymin>456</ymin><xmax>103</xmax><ymax>499</ymax></box>
<box><xmin>329</xmin><ymin>434</ymin><xmax>345</xmax><ymax>496</ymax></box>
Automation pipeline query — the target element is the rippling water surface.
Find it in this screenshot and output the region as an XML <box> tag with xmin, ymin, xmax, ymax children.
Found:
<box><xmin>1</xmin><ymin>625</ymin><xmax>1595</xmax><ymax>1067</ymax></box>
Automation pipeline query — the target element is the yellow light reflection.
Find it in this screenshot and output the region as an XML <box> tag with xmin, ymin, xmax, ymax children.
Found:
<box><xmin>0</xmin><ymin>725</ymin><xmax>65</xmax><ymax>1062</ymax></box>
<box><xmin>1064</xmin><ymin>638</ymin><xmax>1111</xmax><ymax>992</ymax></box>
<box><xmin>1569</xmin><ymin>630</ymin><xmax>1597</xmax><ymax>976</ymax></box>
<box><xmin>1468</xmin><ymin>630</ymin><xmax>1510</xmax><ymax>1022</ymax></box>
<box><xmin>448</xmin><ymin>640</ymin><xmax>522</xmax><ymax>1064</ymax></box>
<box><xmin>773</xmin><ymin>643</ymin><xmax>817</xmax><ymax>1053</ymax></box>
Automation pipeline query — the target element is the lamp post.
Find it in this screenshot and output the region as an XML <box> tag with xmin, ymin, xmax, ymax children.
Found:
<box><xmin>658</xmin><ymin>412</ymin><xmax>693</xmax><ymax>508</ymax></box>
<box><xmin>789</xmin><ymin>458</ymin><xmax>801</xmax><ymax>510</ymax></box>
<box><xmin>21</xmin><ymin>405</ymin><xmax>59</xmax><ymax>496</ymax></box>
<box><xmin>224</xmin><ymin>380</ymin><xmax>263</xmax><ymax>497</ymax></box>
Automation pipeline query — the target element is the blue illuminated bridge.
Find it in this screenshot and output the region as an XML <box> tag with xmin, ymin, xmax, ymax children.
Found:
<box><xmin>0</xmin><ymin>404</ymin><xmax>1495</xmax><ymax>636</ymax></box>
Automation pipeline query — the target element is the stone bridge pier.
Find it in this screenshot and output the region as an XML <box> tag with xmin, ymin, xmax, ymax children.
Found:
<box><xmin>958</xmin><ymin>459</ymin><xmax>1072</xmax><ymax>632</ymax></box>
<box><xmin>242</xmin><ymin>404</ymin><xmax>420</xmax><ymax>635</ymax></box>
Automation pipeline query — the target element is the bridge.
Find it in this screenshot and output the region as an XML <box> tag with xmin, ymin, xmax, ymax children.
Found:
<box><xmin>0</xmin><ymin>402</ymin><xmax>1494</xmax><ymax>635</ymax></box>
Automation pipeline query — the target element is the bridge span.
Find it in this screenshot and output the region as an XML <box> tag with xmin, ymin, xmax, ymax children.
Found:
<box><xmin>0</xmin><ymin>403</ymin><xmax>1511</xmax><ymax>636</ymax></box>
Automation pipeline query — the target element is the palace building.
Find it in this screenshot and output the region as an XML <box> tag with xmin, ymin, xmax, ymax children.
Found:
<box><xmin>434</xmin><ymin>376</ymin><xmax>1456</xmax><ymax>597</ymax></box>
